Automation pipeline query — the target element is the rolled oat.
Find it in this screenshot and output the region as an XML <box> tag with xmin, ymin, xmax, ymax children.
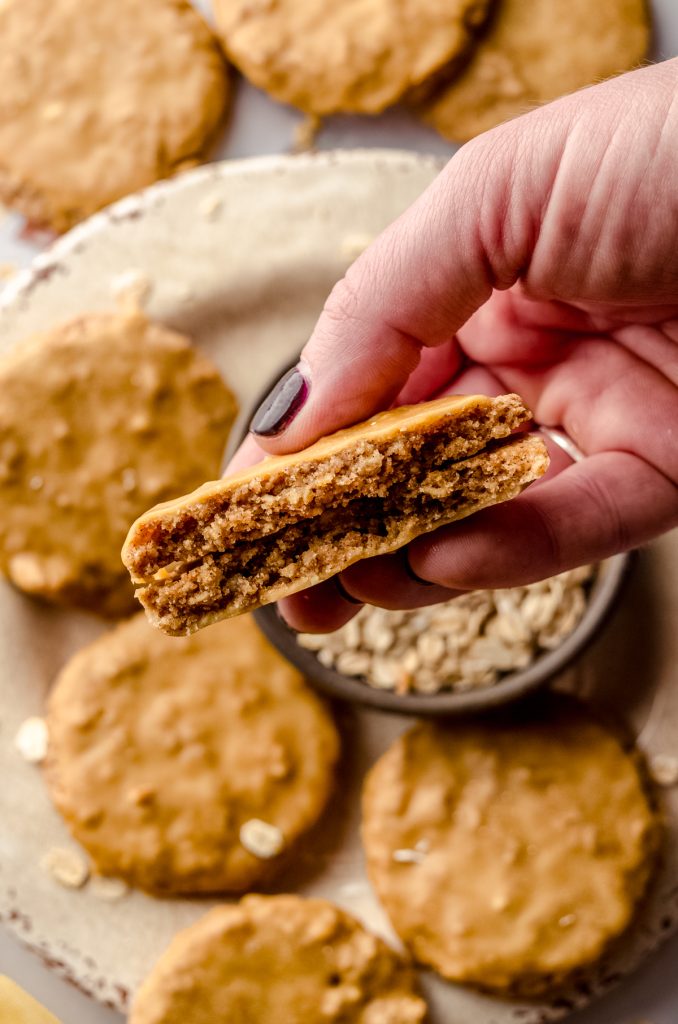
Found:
<box><xmin>298</xmin><ymin>566</ymin><xmax>594</xmax><ymax>694</ymax></box>
<box><xmin>239</xmin><ymin>818</ymin><xmax>285</xmax><ymax>859</ymax></box>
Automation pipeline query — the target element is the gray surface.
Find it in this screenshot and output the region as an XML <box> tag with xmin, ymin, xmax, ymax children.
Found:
<box><xmin>2</xmin><ymin>0</ymin><xmax>678</xmax><ymax>1018</ymax></box>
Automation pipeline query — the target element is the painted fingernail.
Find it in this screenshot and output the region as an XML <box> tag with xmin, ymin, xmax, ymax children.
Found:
<box><xmin>334</xmin><ymin>577</ymin><xmax>363</xmax><ymax>605</ymax></box>
<box><xmin>402</xmin><ymin>549</ymin><xmax>434</xmax><ymax>587</ymax></box>
<box><xmin>250</xmin><ymin>366</ymin><xmax>309</xmax><ymax>437</ymax></box>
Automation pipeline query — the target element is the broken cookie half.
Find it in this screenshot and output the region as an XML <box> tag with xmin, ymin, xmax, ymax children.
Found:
<box><xmin>123</xmin><ymin>393</ymin><xmax>549</xmax><ymax>635</ymax></box>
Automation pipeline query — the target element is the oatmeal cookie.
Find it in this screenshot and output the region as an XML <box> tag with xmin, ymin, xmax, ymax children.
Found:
<box><xmin>129</xmin><ymin>895</ymin><xmax>426</xmax><ymax>1023</ymax></box>
<box><xmin>421</xmin><ymin>0</ymin><xmax>650</xmax><ymax>141</ymax></box>
<box><xmin>123</xmin><ymin>393</ymin><xmax>548</xmax><ymax>634</ymax></box>
<box><xmin>362</xmin><ymin>698</ymin><xmax>658</xmax><ymax>994</ymax></box>
<box><xmin>214</xmin><ymin>0</ymin><xmax>491</xmax><ymax>115</ymax></box>
<box><xmin>0</xmin><ymin>310</ymin><xmax>236</xmax><ymax>616</ymax></box>
<box><xmin>0</xmin><ymin>0</ymin><xmax>229</xmax><ymax>231</ymax></box>
<box><xmin>45</xmin><ymin>614</ymin><xmax>339</xmax><ymax>893</ymax></box>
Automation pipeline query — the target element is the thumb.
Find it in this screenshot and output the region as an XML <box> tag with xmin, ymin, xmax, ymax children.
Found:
<box><xmin>248</xmin><ymin>96</ymin><xmax>573</xmax><ymax>451</ymax></box>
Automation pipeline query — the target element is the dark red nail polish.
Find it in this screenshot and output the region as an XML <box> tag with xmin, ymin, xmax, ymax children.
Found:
<box><xmin>250</xmin><ymin>366</ymin><xmax>309</xmax><ymax>437</ymax></box>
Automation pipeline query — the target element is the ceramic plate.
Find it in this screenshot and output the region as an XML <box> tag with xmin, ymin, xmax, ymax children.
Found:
<box><xmin>0</xmin><ymin>152</ymin><xmax>676</xmax><ymax>1022</ymax></box>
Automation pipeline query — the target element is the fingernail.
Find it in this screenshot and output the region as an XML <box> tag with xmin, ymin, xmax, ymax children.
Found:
<box><xmin>250</xmin><ymin>366</ymin><xmax>309</xmax><ymax>437</ymax></box>
<box><xmin>334</xmin><ymin>576</ymin><xmax>363</xmax><ymax>606</ymax></box>
<box><xmin>402</xmin><ymin>549</ymin><xmax>434</xmax><ymax>587</ymax></box>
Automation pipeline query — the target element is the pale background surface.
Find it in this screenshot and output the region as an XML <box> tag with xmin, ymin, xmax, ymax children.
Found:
<box><xmin>2</xmin><ymin>0</ymin><xmax>678</xmax><ymax>1020</ymax></box>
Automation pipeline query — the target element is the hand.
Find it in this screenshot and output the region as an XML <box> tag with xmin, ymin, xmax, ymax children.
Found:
<box><xmin>230</xmin><ymin>59</ymin><xmax>678</xmax><ymax>632</ymax></box>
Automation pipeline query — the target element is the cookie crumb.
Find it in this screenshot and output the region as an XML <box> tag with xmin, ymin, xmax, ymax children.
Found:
<box><xmin>648</xmin><ymin>754</ymin><xmax>678</xmax><ymax>787</ymax></box>
<box><xmin>89</xmin><ymin>875</ymin><xmax>129</xmax><ymax>901</ymax></box>
<box><xmin>40</xmin><ymin>846</ymin><xmax>90</xmax><ymax>889</ymax></box>
<box><xmin>14</xmin><ymin>716</ymin><xmax>48</xmax><ymax>763</ymax></box>
<box><xmin>239</xmin><ymin>818</ymin><xmax>285</xmax><ymax>859</ymax></box>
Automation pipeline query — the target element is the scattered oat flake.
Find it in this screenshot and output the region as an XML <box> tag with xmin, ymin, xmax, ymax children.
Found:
<box><xmin>111</xmin><ymin>268</ymin><xmax>153</xmax><ymax>308</ymax></box>
<box><xmin>121</xmin><ymin>468</ymin><xmax>137</xmax><ymax>493</ymax></box>
<box><xmin>239</xmin><ymin>818</ymin><xmax>285</xmax><ymax>859</ymax></box>
<box><xmin>89</xmin><ymin>875</ymin><xmax>129</xmax><ymax>902</ymax></box>
<box><xmin>41</xmin><ymin>847</ymin><xmax>89</xmax><ymax>889</ymax></box>
<box><xmin>648</xmin><ymin>754</ymin><xmax>678</xmax><ymax>787</ymax></box>
<box><xmin>14</xmin><ymin>716</ymin><xmax>48</xmax><ymax>763</ymax></box>
<box><xmin>198</xmin><ymin>193</ymin><xmax>222</xmax><ymax>220</ymax></box>
<box><xmin>338</xmin><ymin>881</ymin><xmax>371</xmax><ymax>899</ymax></box>
<box><xmin>392</xmin><ymin>848</ymin><xmax>426</xmax><ymax>865</ymax></box>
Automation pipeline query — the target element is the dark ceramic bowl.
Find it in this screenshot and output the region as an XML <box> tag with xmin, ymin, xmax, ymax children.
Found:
<box><xmin>239</xmin><ymin>362</ymin><xmax>631</xmax><ymax>716</ymax></box>
<box><xmin>254</xmin><ymin>553</ymin><xmax>630</xmax><ymax>716</ymax></box>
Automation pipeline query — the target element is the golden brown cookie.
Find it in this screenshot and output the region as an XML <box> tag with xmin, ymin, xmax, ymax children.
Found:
<box><xmin>0</xmin><ymin>0</ymin><xmax>228</xmax><ymax>232</ymax></box>
<box><xmin>421</xmin><ymin>0</ymin><xmax>650</xmax><ymax>141</ymax></box>
<box><xmin>129</xmin><ymin>895</ymin><xmax>427</xmax><ymax>1024</ymax></box>
<box><xmin>362</xmin><ymin>698</ymin><xmax>658</xmax><ymax>995</ymax></box>
<box><xmin>214</xmin><ymin>0</ymin><xmax>491</xmax><ymax>115</ymax></box>
<box><xmin>123</xmin><ymin>393</ymin><xmax>548</xmax><ymax>635</ymax></box>
<box><xmin>0</xmin><ymin>309</ymin><xmax>236</xmax><ymax>616</ymax></box>
<box><xmin>45</xmin><ymin>614</ymin><xmax>339</xmax><ymax>893</ymax></box>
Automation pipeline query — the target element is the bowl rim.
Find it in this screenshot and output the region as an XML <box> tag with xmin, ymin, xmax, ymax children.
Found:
<box><xmin>240</xmin><ymin>359</ymin><xmax>631</xmax><ymax>716</ymax></box>
<box><xmin>254</xmin><ymin>551</ymin><xmax>631</xmax><ymax>716</ymax></box>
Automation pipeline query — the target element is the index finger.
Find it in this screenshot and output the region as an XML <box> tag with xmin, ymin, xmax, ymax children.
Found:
<box><xmin>247</xmin><ymin>94</ymin><xmax>577</xmax><ymax>452</ymax></box>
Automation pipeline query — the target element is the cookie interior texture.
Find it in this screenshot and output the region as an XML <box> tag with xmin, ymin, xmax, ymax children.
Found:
<box><xmin>214</xmin><ymin>0</ymin><xmax>491</xmax><ymax>115</ymax></box>
<box><xmin>421</xmin><ymin>0</ymin><xmax>650</xmax><ymax>141</ymax></box>
<box><xmin>124</xmin><ymin>393</ymin><xmax>548</xmax><ymax>635</ymax></box>
<box><xmin>129</xmin><ymin>895</ymin><xmax>427</xmax><ymax>1024</ymax></box>
<box><xmin>361</xmin><ymin>697</ymin><xmax>659</xmax><ymax>995</ymax></box>
<box><xmin>0</xmin><ymin>0</ymin><xmax>228</xmax><ymax>231</ymax></box>
<box><xmin>0</xmin><ymin>309</ymin><xmax>237</xmax><ymax>617</ymax></box>
<box><xmin>45</xmin><ymin>614</ymin><xmax>339</xmax><ymax>894</ymax></box>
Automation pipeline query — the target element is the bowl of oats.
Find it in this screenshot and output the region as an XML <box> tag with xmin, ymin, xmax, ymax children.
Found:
<box><xmin>254</xmin><ymin>553</ymin><xmax>631</xmax><ymax>715</ymax></box>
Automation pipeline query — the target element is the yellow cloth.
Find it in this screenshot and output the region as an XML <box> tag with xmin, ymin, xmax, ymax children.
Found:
<box><xmin>0</xmin><ymin>977</ymin><xmax>61</xmax><ymax>1024</ymax></box>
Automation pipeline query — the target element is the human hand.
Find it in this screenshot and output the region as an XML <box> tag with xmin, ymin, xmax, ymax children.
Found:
<box><xmin>231</xmin><ymin>59</ymin><xmax>678</xmax><ymax>632</ymax></box>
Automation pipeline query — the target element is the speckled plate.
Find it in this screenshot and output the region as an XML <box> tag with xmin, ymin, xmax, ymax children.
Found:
<box><xmin>0</xmin><ymin>152</ymin><xmax>676</xmax><ymax>1021</ymax></box>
